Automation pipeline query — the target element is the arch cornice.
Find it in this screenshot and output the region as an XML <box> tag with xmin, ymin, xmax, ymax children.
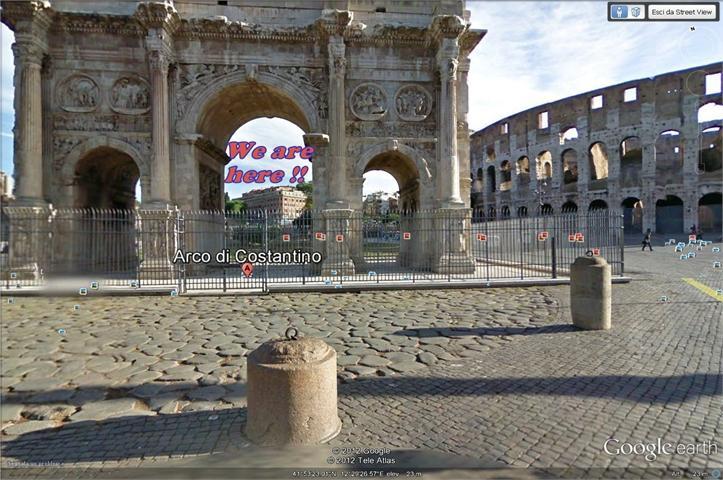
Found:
<box><xmin>353</xmin><ymin>141</ymin><xmax>434</xmax><ymax>186</ymax></box>
<box><xmin>176</xmin><ymin>68</ymin><xmax>321</xmax><ymax>136</ymax></box>
<box><xmin>61</xmin><ymin>135</ymin><xmax>146</xmax><ymax>179</ymax></box>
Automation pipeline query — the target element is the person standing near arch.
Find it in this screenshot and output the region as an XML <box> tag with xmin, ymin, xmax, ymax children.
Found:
<box><xmin>642</xmin><ymin>228</ymin><xmax>653</xmax><ymax>252</ymax></box>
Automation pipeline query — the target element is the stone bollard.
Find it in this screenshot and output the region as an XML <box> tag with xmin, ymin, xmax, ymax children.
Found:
<box><xmin>570</xmin><ymin>256</ymin><xmax>611</xmax><ymax>330</ymax></box>
<box><xmin>245</xmin><ymin>328</ymin><xmax>341</xmax><ymax>446</ymax></box>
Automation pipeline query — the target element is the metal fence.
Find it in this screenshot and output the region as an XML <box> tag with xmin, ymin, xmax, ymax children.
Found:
<box><xmin>1</xmin><ymin>207</ymin><xmax>624</xmax><ymax>292</ymax></box>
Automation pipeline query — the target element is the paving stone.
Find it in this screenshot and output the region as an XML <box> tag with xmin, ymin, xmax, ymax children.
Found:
<box><xmin>0</xmin><ymin>403</ymin><xmax>24</xmax><ymax>423</ymax></box>
<box><xmin>125</xmin><ymin>370</ymin><xmax>163</xmax><ymax>386</ymax></box>
<box><xmin>388</xmin><ymin>361</ymin><xmax>424</xmax><ymax>373</ymax></box>
<box><xmin>158</xmin><ymin>400</ymin><xmax>188</xmax><ymax>415</ymax></box>
<box><xmin>363</xmin><ymin>338</ymin><xmax>398</xmax><ymax>352</ymax></box>
<box><xmin>149</xmin><ymin>360</ymin><xmax>178</xmax><ymax>372</ymax></box>
<box><xmin>337</xmin><ymin>355</ymin><xmax>360</xmax><ymax>366</ymax></box>
<box><xmin>358</xmin><ymin>355</ymin><xmax>391</xmax><ymax>368</ymax></box>
<box><xmin>69</xmin><ymin>398</ymin><xmax>141</xmax><ymax>422</ymax></box>
<box><xmin>23</xmin><ymin>404</ymin><xmax>77</xmax><ymax>421</ymax></box>
<box><xmin>68</xmin><ymin>388</ymin><xmax>106</xmax><ymax>406</ymax></box>
<box><xmin>146</xmin><ymin>393</ymin><xmax>184</xmax><ymax>411</ymax></box>
<box><xmin>346</xmin><ymin>347</ymin><xmax>378</xmax><ymax>356</ymax></box>
<box><xmin>417</xmin><ymin>352</ymin><xmax>437</xmax><ymax>365</ymax></box>
<box><xmin>180</xmin><ymin>401</ymin><xmax>228</xmax><ymax>412</ymax></box>
<box><xmin>25</xmin><ymin>386</ymin><xmax>75</xmax><ymax>404</ymax></box>
<box><xmin>346</xmin><ymin>366</ymin><xmax>378</xmax><ymax>376</ymax></box>
<box><xmin>129</xmin><ymin>383</ymin><xmax>165</xmax><ymax>399</ymax></box>
<box><xmin>186</xmin><ymin>386</ymin><xmax>226</xmax><ymax>402</ymax></box>
<box><xmin>383</xmin><ymin>352</ymin><xmax>417</xmax><ymax>363</ymax></box>
<box><xmin>10</xmin><ymin>378</ymin><xmax>68</xmax><ymax>392</ymax></box>
<box><xmin>2</xmin><ymin>420</ymin><xmax>58</xmax><ymax>436</ymax></box>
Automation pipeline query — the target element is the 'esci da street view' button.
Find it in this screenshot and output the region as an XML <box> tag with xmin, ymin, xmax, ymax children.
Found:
<box><xmin>648</xmin><ymin>3</ymin><xmax>719</xmax><ymax>21</ymax></box>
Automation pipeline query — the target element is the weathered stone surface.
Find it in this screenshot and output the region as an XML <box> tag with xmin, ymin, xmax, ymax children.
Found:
<box><xmin>23</xmin><ymin>404</ymin><xmax>77</xmax><ymax>421</ymax></box>
<box><xmin>0</xmin><ymin>403</ymin><xmax>24</xmax><ymax>423</ymax></box>
<box><xmin>246</xmin><ymin>337</ymin><xmax>340</xmax><ymax>446</ymax></box>
<box><xmin>69</xmin><ymin>398</ymin><xmax>141</xmax><ymax>422</ymax></box>
<box><xmin>2</xmin><ymin>420</ymin><xmax>58</xmax><ymax>436</ymax></box>
<box><xmin>358</xmin><ymin>355</ymin><xmax>391</xmax><ymax>368</ymax></box>
<box><xmin>187</xmin><ymin>386</ymin><xmax>226</xmax><ymax>402</ymax></box>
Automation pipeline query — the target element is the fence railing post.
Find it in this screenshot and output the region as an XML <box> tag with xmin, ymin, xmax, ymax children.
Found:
<box><xmin>619</xmin><ymin>213</ymin><xmax>625</xmax><ymax>276</ymax></box>
<box><xmin>551</xmin><ymin>236</ymin><xmax>557</xmax><ymax>279</ymax></box>
<box><xmin>263</xmin><ymin>210</ymin><xmax>269</xmax><ymax>292</ymax></box>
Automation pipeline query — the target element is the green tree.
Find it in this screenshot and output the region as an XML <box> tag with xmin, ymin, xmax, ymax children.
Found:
<box><xmin>224</xmin><ymin>192</ymin><xmax>246</xmax><ymax>213</ymax></box>
<box><xmin>296</xmin><ymin>182</ymin><xmax>313</xmax><ymax>210</ymax></box>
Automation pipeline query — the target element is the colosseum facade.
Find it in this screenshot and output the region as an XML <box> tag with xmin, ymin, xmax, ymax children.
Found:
<box><xmin>470</xmin><ymin>62</ymin><xmax>722</xmax><ymax>238</ymax></box>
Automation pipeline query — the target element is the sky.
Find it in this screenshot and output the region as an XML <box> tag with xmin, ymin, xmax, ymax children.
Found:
<box><xmin>1</xmin><ymin>1</ymin><xmax>721</xmax><ymax>200</ymax></box>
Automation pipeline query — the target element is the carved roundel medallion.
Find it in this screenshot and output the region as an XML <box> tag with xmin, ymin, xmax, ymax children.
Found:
<box><xmin>395</xmin><ymin>85</ymin><xmax>433</xmax><ymax>121</ymax></box>
<box><xmin>110</xmin><ymin>76</ymin><xmax>151</xmax><ymax>115</ymax></box>
<box><xmin>57</xmin><ymin>75</ymin><xmax>100</xmax><ymax>113</ymax></box>
<box><xmin>350</xmin><ymin>83</ymin><xmax>387</xmax><ymax>121</ymax></box>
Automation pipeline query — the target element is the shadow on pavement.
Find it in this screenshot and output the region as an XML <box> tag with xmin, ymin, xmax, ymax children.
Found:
<box><xmin>393</xmin><ymin>324</ymin><xmax>579</xmax><ymax>338</ymax></box>
<box><xmin>2</xmin><ymin>370</ymin><xmax>719</xmax><ymax>468</ymax></box>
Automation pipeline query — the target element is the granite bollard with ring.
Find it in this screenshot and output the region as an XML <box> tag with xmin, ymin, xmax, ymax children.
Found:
<box><xmin>245</xmin><ymin>327</ymin><xmax>341</xmax><ymax>446</ymax></box>
<box><xmin>570</xmin><ymin>254</ymin><xmax>612</xmax><ymax>330</ymax></box>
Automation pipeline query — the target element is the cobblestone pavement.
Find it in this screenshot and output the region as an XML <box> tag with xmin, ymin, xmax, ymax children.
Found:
<box><xmin>1</xmin><ymin>243</ymin><xmax>721</xmax><ymax>478</ymax></box>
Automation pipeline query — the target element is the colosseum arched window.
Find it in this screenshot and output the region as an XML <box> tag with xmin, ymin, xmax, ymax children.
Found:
<box><xmin>698</xmin><ymin>193</ymin><xmax>722</xmax><ymax>235</ymax></box>
<box><xmin>655</xmin><ymin>195</ymin><xmax>684</xmax><ymax>233</ymax></box>
<box><xmin>621</xmin><ymin>197</ymin><xmax>644</xmax><ymax>233</ymax></box>
<box><xmin>486</xmin><ymin>165</ymin><xmax>497</xmax><ymax>192</ymax></box>
<box><xmin>486</xmin><ymin>145</ymin><xmax>496</xmax><ymax>163</ymax></box>
<box><xmin>499</xmin><ymin>160</ymin><xmax>512</xmax><ymax>191</ymax></box>
<box><xmin>655</xmin><ymin>130</ymin><xmax>683</xmax><ymax>186</ymax></box>
<box><xmin>589</xmin><ymin>199</ymin><xmax>608</xmax><ymax>211</ymax></box>
<box><xmin>536</xmin><ymin>151</ymin><xmax>552</xmax><ymax>180</ymax></box>
<box><xmin>588</xmin><ymin>142</ymin><xmax>609</xmax><ymax>189</ymax></box>
<box><xmin>486</xmin><ymin>165</ymin><xmax>496</xmax><ymax>192</ymax></box>
<box><xmin>538</xmin><ymin>203</ymin><xmax>553</xmax><ymax>216</ymax></box>
<box><xmin>697</xmin><ymin>102</ymin><xmax>722</xmax><ymax>177</ymax></box>
<box><xmin>698</xmin><ymin>127</ymin><xmax>722</xmax><ymax>176</ymax></box>
<box><xmin>620</xmin><ymin>137</ymin><xmax>642</xmax><ymax>188</ymax></box>
<box><xmin>559</xmin><ymin>127</ymin><xmax>578</xmax><ymax>145</ymax></box>
<box><xmin>698</xmin><ymin>102</ymin><xmax>723</xmax><ymax>122</ymax></box>
<box><xmin>561</xmin><ymin>201</ymin><xmax>578</xmax><ymax>213</ymax></box>
<box><xmin>561</xmin><ymin>149</ymin><xmax>578</xmax><ymax>191</ymax></box>
<box><xmin>516</xmin><ymin>156</ymin><xmax>530</xmax><ymax>188</ymax></box>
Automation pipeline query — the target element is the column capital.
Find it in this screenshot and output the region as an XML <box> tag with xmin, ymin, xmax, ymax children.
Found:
<box><xmin>328</xmin><ymin>38</ymin><xmax>346</xmax><ymax>79</ymax></box>
<box><xmin>11</xmin><ymin>40</ymin><xmax>45</xmax><ymax>67</ymax></box>
<box><xmin>135</xmin><ymin>1</ymin><xmax>181</xmax><ymax>34</ymax></box>
<box><xmin>148</xmin><ymin>49</ymin><xmax>172</xmax><ymax>72</ymax></box>
<box><xmin>430</xmin><ymin>15</ymin><xmax>466</xmax><ymax>43</ymax></box>
<box><xmin>439</xmin><ymin>57</ymin><xmax>459</xmax><ymax>82</ymax></box>
<box><xmin>314</xmin><ymin>9</ymin><xmax>353</xmax><ymax>37</ymax></box>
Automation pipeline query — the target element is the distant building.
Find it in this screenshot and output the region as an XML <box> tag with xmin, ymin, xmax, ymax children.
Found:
<box><xmin>0</xmin><ymin>171</ymin><xmax>14</xmax><ymax>204</ymax></box>
<box><xmin>0</xmin><ymin>171</ymin><xmax>13</xmax><ymax>249</ymax></box>
<box><xmin>363</xmin><ymin>192</ymin><xmax>399</xmax><ymax>216</ymax></box>
<box><xmin>240</xmin><ymin>186</ymin><xmax>307</xmax><ymax>220</ymax></box>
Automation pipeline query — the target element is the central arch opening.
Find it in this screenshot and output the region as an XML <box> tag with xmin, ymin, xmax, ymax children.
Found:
<box><xmin>195</xmin><ymin>80</ymin><xmax>314</xmax><ymax>212</ymax></box>
<box><xmin>75</xmin><ymin>147</ymin><xmax>140</xmax><ymax>209</ymax></box>
<box><xmin>361</xmin><ymin>151</ymin><xmax>420</xmax><ymax>269</ymax></box>
<box><xmin>188</xmin><ymin>80</ymin><xmax>315</xmax><ymax>284</ymax></box>
<box><xmin>69</xmin><ymin>147</ymin><xmax>140</xmax><ymax>275</ymax></box>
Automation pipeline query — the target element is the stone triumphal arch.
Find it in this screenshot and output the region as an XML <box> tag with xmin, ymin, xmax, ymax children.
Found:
<box><xmin>3</xmin><ymin>0</ymin><xmax>483</xmax><ymax>274</ymax></box>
